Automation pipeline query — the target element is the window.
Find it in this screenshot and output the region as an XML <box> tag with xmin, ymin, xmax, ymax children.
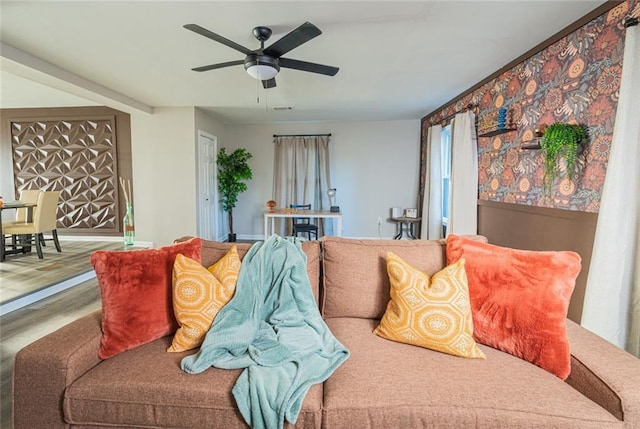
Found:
<box><xmin>441</xmin><ymin>125</ymin><xmax>452</xmax><ymax>234</ymax></box>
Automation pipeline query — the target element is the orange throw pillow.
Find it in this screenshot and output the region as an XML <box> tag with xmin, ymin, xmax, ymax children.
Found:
<box><xmin>168</xmin><ymin>246</ymin><xmax>241</xmax><ymax>352</ymax></box>
<box><xmin>91</xmin><ymin>237</ymin><xmax>202</xmax><ymax>359</ymax></box>
<box><xmin>446</xmin><ymin>235</ymin><xmax>580</xmax><ymax>379</ymax></box>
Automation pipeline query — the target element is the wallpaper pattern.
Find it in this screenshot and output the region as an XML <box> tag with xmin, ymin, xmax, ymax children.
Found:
<box><xmin>421</xmin><ymin>1</ymin><xmax>637</xmax><ymax>213</ymax></box>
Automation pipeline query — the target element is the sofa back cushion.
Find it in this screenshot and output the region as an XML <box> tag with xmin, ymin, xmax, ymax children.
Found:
<box><xmin>179</xmin><ymin>238</ymin><xmax>322</xmax><ymax>305</ymax></box>
<box><xmin>322</xmin><ymin>237</ymin><xmax>489</xmax><ymax>319</ymax></box>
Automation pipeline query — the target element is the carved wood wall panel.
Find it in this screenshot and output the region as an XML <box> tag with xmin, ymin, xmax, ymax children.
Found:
<box><xmin>11</xmin><ymin>116</ymin><xmax>120</xmax><ymax>234</ymax></box>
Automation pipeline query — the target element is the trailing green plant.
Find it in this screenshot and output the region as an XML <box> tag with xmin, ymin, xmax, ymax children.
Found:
<box><xmin>217</xmin><ymin>147</ymin><xmax>253</xmax><ymax>241</ymax></box>
<box><xmin>540</xmin><ymin>122</ymin><xmax>587</xmax><ymax>196</ymax></box>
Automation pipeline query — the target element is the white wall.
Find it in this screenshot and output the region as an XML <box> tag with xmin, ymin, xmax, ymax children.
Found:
<box><xmin>195</xmin><ymin>107</ymin><xmax>227</xmax><ymax>151</ymax></box>
<box><xmin>129</xmin><ymin>107</ymin><xmax>197</xmax><ymax>246</ymax></box>
<box><xmin>224</xmin><ymin>120</ymin><xmax>421</xmax><ymax>239</ymax></box>
<box><xmin>4</xmin><ymin>105</ymin><xmax>419</xmax><ymax>244</ymax></box>
<box><xmin>129</xmin><ymin>107</ymin><xmax>230</xmax><ymax>246</ymax></box>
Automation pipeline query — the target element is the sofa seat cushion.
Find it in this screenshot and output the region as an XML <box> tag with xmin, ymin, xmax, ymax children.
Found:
<box><xmin>323</xmin><ymin>318</ymin><xmax>621</xmax><ymax>429</ymax></box>
<box><xmin>63</xmin><ymin>336</ymin><xmax>322</xmax><ymax>429</ymax></box>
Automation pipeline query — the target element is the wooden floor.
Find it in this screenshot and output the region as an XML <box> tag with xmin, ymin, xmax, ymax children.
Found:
<box><xmin>0</xmin><ymin>278</ymin><xmax>101</xmax><ymax>428</ymax></box>
<box><xmin>0</xmin><ymin>239</ymin><xmax>128</xmax><ymax>429</ymax></box>
<box><xmin>0</xmin><ymin>239</ymin><xmax>128</xmax><ymax>306</ymax></box>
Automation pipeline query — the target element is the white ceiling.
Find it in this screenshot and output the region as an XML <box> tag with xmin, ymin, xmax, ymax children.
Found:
<box><xmin>0</xmin><ymin>1</ymin><xmax>606</xmax><ymax>124</ymax></box>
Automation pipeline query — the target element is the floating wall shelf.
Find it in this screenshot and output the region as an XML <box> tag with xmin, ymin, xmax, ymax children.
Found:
<box><xmin>520</xmin><ymin>143</ymin><xmax>541</xmax><ymax>150</ymax></box>
<box><xmin>477</xmin><ymin>127</ymin><xmax>517</xmax><ymax>138</ymax></box>
<box><xmin>477</xmin><ymin>107</ymin><xmax>516</xmax><ymax>137</ymax></box>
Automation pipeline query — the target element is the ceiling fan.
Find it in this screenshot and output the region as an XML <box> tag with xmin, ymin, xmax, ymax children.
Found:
<box><xmin>184</xmin><ymin>22</ymin><xmax>339</xmax><ymax>89</ymax></box>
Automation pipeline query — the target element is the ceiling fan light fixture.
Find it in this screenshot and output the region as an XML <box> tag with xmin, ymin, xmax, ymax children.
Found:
<box><xmin>245</xmin><ymin>55</ymin><xmax>280</xmax><ymax>80</ymax></box>
<box><xmin>246</xmin><ymin>64</ymin><xmax>279</xmax><ymax>80</ymax></box>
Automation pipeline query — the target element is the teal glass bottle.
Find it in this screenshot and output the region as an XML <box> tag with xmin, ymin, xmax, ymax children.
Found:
<box><xmin>123</xmin><ymin>202</ymin><xmax>135</xmax><ymax>245</ymax></box>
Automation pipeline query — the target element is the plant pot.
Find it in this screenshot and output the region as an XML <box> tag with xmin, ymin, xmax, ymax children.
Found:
<box><xmin>228</xmin><ymin>233</ymin><xmax>237</xmax><ymax>242</ymax></box>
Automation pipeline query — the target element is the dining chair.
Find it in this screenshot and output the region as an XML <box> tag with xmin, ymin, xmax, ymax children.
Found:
<box><xmin>2</xmin><ymin>189</ymin><xmax>42</xmax><ymax>259</ymax></box>
<box><xmin>3</xmin><ymin>191</ymin><xmax>62</xmax><ymax>259</ymax></box>
<box><xmin>2</xmin><ymin>189</ymin><xmax>41</xmax><ymax>227</ymax></box>
<box><xmin>290</xmin><ymin>204</ymin><xmax>318</xmax><ymax>240</ymax></box>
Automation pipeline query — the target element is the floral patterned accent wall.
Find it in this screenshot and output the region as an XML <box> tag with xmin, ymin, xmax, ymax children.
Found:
<box><xmin>421</xmin><ymin>1</ymin><xmax>638</xmax><ymax>213</ymax></box>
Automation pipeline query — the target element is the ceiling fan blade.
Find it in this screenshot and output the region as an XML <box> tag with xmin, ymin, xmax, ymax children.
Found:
<box><xmin>191</xmin><ymin>60</ymin><xmax>244</xmax><ymax>72</ymax></box>
<box><xmin>279</xmin><ymin>58</ymin><xmax>339</xmax><ymax>76</ymax></box>
<box><xmin>263</xmin><ymin>22</ymin><xmax>321</xmax><ymax>58</ymax></box>
<box><xmin>184</xmin><ymin>24</ymin><xmax>253</xmax><ymax>55</ymax></box>
<box><xmin>262</xmin><ymin>78</ymin><xmax>277</xmax><ymax>89</ymax></box>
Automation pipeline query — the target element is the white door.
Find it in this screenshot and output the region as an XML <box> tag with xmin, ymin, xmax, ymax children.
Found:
<box><xmin>197</xmin><ymin>131</ymin><xmax>217</xmax><ymax>240</ymax></box>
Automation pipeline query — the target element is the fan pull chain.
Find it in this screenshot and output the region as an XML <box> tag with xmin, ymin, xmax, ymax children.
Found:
<box><xmin>256</xmin><ymin>69</ymin><xmax>260</xmax><ymax>104</ymax></box>
<box><xmin>256</xmin><ymin>57</ymin><xmax>261</xmax><ymax>104</ymax></box>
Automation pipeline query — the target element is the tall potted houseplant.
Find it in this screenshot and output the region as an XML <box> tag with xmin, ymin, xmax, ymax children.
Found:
<box><xmin>540</xmin><ymin>122</ymin><xmax>587</xmax><ymax>196</ymax></box>
<box><xmin>217</xmin><ymin>147</ymin><xmax>253</xmax><ymax>242</ymax></box>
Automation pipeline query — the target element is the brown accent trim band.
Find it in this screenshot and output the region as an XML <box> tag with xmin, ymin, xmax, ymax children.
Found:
<box><xmin>477</xmin><ymin>199</ymin><xmax>599</xmax><ymax>323</ymax></box>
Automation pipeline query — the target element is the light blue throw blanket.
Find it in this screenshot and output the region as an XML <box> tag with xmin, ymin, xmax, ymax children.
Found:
<box><xmin>181</xmin><ymin>235</ymin><xmax>349</xmax><ymax>429</ymax></box>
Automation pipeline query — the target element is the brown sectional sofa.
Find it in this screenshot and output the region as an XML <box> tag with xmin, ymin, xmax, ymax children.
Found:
<box><xmin>13</xmin><ymin>237</ymin><xmax>640</xmax><ymax>428</ymax></box>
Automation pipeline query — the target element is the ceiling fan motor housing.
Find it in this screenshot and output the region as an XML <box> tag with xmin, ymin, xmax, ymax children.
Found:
<box><xmin>244</xmin><ymin>54</ymin><xmax>280</xmax><ymax>78</ymax></box>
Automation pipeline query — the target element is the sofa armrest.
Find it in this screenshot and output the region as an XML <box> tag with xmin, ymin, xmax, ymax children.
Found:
<box><xmin>13</xmin><ymin>310</ymin><xmax>103</xmax><ymax>428</ymax></box>
<box><xmin>565</xmin><ymin>319</ymin><xmax>640</xmax><ymax>428</ymax></box>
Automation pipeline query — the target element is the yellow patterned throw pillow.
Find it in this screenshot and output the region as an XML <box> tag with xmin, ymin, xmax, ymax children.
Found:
<box><xmin>374</xmin><ymin>252</ymin><xmax>486</xmax><ymax>359</ymax></box>
<box><xmin>168</xmin><ymin>246</ymin><xmax>241</xmax><ymax>352</ymax></box>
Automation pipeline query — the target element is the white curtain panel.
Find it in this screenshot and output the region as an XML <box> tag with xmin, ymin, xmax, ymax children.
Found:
<box><xmin>420</xmin><ymin>124</ymin><xmax>444</xmax><ymax>239</ymax></box>
<box><xmin>631</xmin><ymin>226</ymin><xmax>640</xmax><ymax>356</ymax></box>
<box><xmin>582</xmin><ymin>23</ymin><xmax>640</xmax><ymax>355</ymax></box>
<box><xmin>448</xmin><ymin>111</ymin><xmax>478</xmax><ymax>236</ymax></box>
<box><xmin>272</xmin><ymin>135</ymin><xmax>333</xmax><ymax>236</ymax></box>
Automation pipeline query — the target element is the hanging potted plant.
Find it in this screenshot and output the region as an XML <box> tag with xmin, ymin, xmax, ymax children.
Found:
<box><xmin>540</xmin><ymin>122</ymin><xmax>587</xmax><ymax>196</ymax></box>
<box><xmin>217</xmin><ymin>147</ymin><xmax>253</xmax><ymax>242</ymax></box>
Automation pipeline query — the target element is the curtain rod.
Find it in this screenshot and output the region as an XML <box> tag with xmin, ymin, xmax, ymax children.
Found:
<box><xmin>439</xmin><ymin>104</ymin><xmax>479</xmax><ymax>126</ymax></box>
<box><xmin>273</xmin><ymin>133</ymin><xmax>332</xmax><ymax>137</ymax></box>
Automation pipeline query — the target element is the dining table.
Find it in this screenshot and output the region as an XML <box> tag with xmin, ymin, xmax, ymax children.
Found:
<box><xmin>263</xmin><ymin>209</ymin><xmax>343</xmax><ymax>240</ymax></box>
<box><xmin>0</xmin><ymin>200</ymin><xmax>37</xmax><ymax>262</ymax></box>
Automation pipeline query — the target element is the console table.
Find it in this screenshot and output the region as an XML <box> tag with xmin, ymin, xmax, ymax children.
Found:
<box><xmin>388</xmin><ymin>216</ymin><xmax>421</xmax><ymax>240</ymax></box>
